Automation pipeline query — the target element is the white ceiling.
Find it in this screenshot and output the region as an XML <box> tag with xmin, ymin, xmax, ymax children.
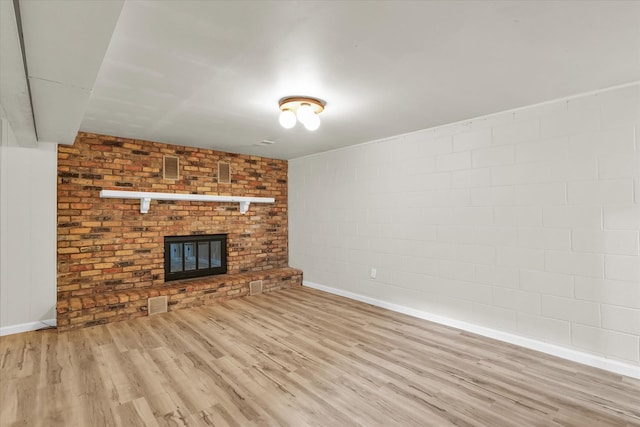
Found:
<box><xmin>4</xmin><ymin>1</ymin><xmax>640</xmax><ymax>159</ymax></box>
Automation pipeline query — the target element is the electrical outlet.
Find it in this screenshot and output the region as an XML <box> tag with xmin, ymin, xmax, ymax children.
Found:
<box><xmin>370</xmin><ymin>268</ymin><xmax>377</xmax><ymax>279</ymax></box>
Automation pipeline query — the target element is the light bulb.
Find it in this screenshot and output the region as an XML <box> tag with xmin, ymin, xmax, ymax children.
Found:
<box><xmin>296</xmin><ymin>103</ymin><xmax>314</xmax><ymax>124</ymax></box>
<box><xmin>303</xmin><ymin>113</ymin><xmax>320</xmax><ymax>131</ymax></box>
<box><xmin>278</xmin><ymin>109</ymin><xmax>296</xmax><ymax>128</ymax></box>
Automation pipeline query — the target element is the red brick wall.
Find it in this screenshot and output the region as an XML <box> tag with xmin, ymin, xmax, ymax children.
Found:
<box><xmin>57</xmin><ymin>132</ymin><xmax>294</xmax><ymax>329</ymax></box>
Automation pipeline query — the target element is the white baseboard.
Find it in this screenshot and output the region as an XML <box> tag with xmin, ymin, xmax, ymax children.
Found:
<box><xmin>303</xmin><ymin>281</ymin><xmax>640</xmax><ymax>380</ymax></box>
<box><xmin>0</xmin><ymin>319</ymin><xmax>57</xmax><ymax>336</ymax></box>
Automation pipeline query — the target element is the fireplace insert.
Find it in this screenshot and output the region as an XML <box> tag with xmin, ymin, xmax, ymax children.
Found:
<box><xmin>164</xmin><ymin>234</ymin><xmax>227</xmax><ymax>281</ymax></box>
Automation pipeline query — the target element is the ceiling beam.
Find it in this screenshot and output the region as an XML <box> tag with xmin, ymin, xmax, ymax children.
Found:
<box><xmin>0</xmin><ymin>0</ymin><xmax>36</xmax><ymax>146</ymax></box>
<box><xmin>1</xmin><ymin>0</ymin><xmax>125</xmax><ymax>146</ymax></box>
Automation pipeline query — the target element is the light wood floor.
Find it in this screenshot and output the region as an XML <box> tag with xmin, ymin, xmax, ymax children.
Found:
<box><xmin>1</xmin><ymin>287</ymin><xmax>639</xmax><ymax>426</ymax></box>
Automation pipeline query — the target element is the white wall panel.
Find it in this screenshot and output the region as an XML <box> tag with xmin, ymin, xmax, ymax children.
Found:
<box><xmin>0</xmin><ymin>115</ymin><xmax>57</xmax><ymax>334</ymax></box>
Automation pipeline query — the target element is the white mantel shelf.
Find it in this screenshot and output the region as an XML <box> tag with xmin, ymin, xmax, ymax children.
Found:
<box><xmin>99</xmin><ymin>190</ymin><xmax>275</xmax><ymax>214</ymax></box>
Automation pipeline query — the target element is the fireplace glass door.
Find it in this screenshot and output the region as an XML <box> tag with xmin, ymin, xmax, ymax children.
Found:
<box><xmin>165</xmin><ymin>234</ymin><xmax>227</xmax><ymax>281</ymax></box>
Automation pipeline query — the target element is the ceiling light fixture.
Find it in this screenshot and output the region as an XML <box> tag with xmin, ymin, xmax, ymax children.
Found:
<box><xmin>278</xmin><ymin>96</ymin><xmax>326</xmax><ymax>131</ymax></box>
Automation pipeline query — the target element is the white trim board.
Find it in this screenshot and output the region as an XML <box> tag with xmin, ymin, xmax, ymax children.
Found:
<box><xmin>303</xmin><ymin>281</ymin><xmax>640</xmax><ymax>380</ymax></box>
<box><xmin>0</xmin><ymin>319</ymin><xmax>56</xmax><ymax>336</ymax></box>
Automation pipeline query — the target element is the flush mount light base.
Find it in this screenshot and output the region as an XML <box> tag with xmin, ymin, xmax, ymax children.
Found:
<box><xmin>279</xmin><ymin>96</ymin><xmax>325</xmax><ymax>114</ymax></box>
<box><xmin>278</xmin><ymin>96</ymin><xmax>326</xmax><ymax>131</ymax></box>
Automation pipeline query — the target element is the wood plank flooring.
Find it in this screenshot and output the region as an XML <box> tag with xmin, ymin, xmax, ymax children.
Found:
<box><xmin>1</xmin><ymin>287</ymin><xmax>639</xmax><ymax>426</ymax></box>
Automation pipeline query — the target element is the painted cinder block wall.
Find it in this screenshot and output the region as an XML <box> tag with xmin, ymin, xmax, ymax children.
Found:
<box><xmin>289</xmin><ymin>84</ymin><xmax>640</xmax><ymax>371</ymax></box>
<box><xmin>57</xmin><ymin>132</ymin><xmax>293</xmax><ymax>330</ymax></box>
<box><xmin>0</xmin><ymin>116</ymin><xmax>57</xmax><ymax>334</ymax></box>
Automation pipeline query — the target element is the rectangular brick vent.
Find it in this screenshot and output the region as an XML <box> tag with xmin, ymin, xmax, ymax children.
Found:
<box><xmin>163</xmin><ymin>155</ymin><xmax>179</xmax><ymax>180</ymax></box>
<box><xmin>148</xmin><ymin>296</ymin><xmax>168</xmax><ymax>315</ymax></box>
<box><xmin>250</xmin><ymin>280</ymin><xmax>263</xmax><ymax>295</ymax></box>
<box><xmin>218</xmin><ymin>161</ymin><xmax>230</xmax><ymax>183</ymax></box>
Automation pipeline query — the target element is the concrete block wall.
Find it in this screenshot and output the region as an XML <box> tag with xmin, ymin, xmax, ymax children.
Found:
<box><xmin>289</xmin><ymin>84</ymin><xmax>640</xmax><ymax>370</ymax></box>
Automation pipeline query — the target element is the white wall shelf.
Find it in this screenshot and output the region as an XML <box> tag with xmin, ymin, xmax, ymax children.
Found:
<box><xmin>99</xmin><ymin>190</ymin><xmax>274</xmax><ymax>214</ymax></box>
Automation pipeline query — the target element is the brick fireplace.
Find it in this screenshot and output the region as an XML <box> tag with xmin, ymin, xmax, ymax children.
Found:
<box><xmin>57</xmin><ymin>132</ymin><xmax>301</xmax><ymax>331</ymax></box>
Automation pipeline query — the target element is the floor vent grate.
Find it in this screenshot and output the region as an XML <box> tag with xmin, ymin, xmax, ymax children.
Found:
<box><xmin>148</xmin><ymin>296</ymin><xmax>168</xmax><ymax>315</ymax></box>
<box><xmin>250</xmin><ymin>280</ymin><xmax>263</xmax><ymax>295</ymax></box>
